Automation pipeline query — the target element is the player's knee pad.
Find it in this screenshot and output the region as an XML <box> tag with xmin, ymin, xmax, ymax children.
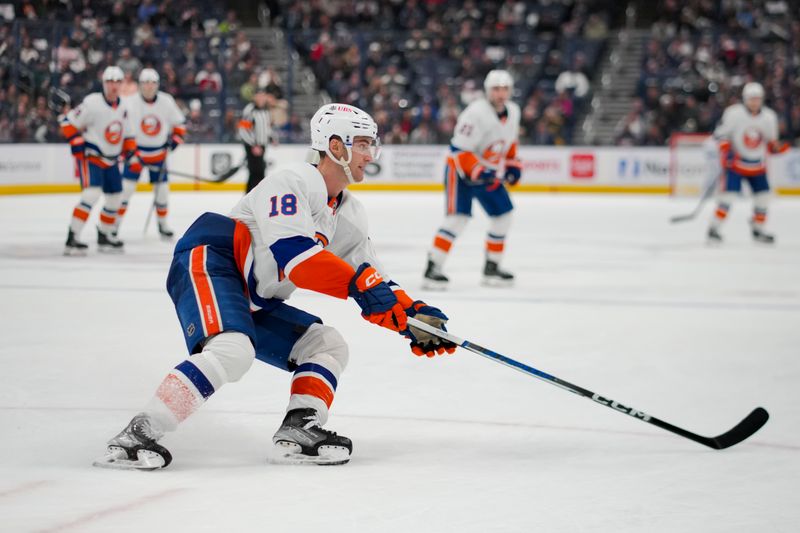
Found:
<box><xmin>290</xmin><ymin>324</ymin><xmax>349</xmax><ymax>374</ymax></box>
<box><xmin>441</xmin><ymin>214</ymin><xmax>470</xmax><ymax>237</ymax></box>
<box><xmin>754</xmin><ymin>191</ymin><xmax>769</xmax><ymax>210</ymax></box>
<box><xmin>80</xmin><ymin>186</ymin><xmax>103</xmax><ymax>206</ymax></box>
<box><xmin>488</xmin><ymin>212</ymin><xmax>512</xmax><ymax>236</ymax></box>
<box><xmin>195</xmin><ymin>331</ymin><xmax>255</xmax><ymax>385</ymax></box>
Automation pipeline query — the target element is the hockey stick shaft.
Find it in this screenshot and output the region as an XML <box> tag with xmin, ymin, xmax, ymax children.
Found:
<box><xmin>167</xmin><ymin>161</ymin><xmax>245</xmax><ymax>183</ymax></box>
<box><xmin>143</xmin><ymin>163</ymin><xmax>167</xmax><ymax>235</ymax></box>
<box><xmin>407</xmin><ymin>317</ymin><xmax>768</xmax><ymax>449</ymax></box>
<box><xmin>670</xmin><ymin>173</ymin><xmax>719</xmax><ymax>223</ymax></box>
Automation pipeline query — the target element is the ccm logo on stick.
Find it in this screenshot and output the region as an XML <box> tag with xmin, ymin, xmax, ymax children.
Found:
<box><xmin>591</xmin><ymin>394</ymin><xmax>651</xmax><ymax>421</ymax></box>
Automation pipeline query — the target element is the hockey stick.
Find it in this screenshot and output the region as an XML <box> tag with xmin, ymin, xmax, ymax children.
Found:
<box><xmin>143</xmin><ymin>163</ymin><xmax>167</xmax><ymax>235</ymax></box>
<box><xmin>670</xmin><ymin>173</ymin><xmax>719</xmax><ymax>224</ymax></box>
<box><xmin>407</xmin><ymin>317</ymin><xmax>769</xmax><ymax>449</ymax></box>
<box><xmin>168</xmin><ymin>161</ymin><xmax>245</xmax><ymax>184</ymax></box>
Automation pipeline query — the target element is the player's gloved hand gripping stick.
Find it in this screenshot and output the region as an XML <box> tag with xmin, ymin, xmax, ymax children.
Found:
<box><xmin>407</xmin><ymin>317</ymin><xmax>769</xmax><ymax>450</ymax></box>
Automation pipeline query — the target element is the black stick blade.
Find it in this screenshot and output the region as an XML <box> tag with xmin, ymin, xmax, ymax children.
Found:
<box><xmin>710</xmin><ymin>407</ymin><xmax>769</xmax><ymax>449</ymax></box>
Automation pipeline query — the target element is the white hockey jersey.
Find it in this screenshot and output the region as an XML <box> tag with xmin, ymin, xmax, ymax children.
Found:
<box><xmin>123</xmin><ymin>91</ymin><xmax>186</xmax><ymax>164</ymax></box>
<box><xmin>60</xmin><ymin>93</ymin><xmax>135</xmax><ymax>167</ymax></box>
<box><xmin>449</xmin><ymin>97</ymin><xmax>521</xmax><ymax>178</ymax></box>
<box><xmin>713</xmin><ymin>103</ymin><xmax>782</xmax><ymax>175</ymax></box>
<box><xmin>229</xmin><ymin>162</ymin><xmax>387</xmax><ymax>310</ymax></box>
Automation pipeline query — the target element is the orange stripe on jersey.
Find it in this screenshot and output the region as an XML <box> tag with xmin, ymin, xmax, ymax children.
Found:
<box><xmin>506</xmin><ymin>141</ymin><xmax>518</xmax><ymax>160</ymax></box>
<box><xmin>453</xmin><ymin>151</ymin><xmax>480</xmax><ymax>176</ymax></box>
<box><xmin>315</xmin><ymin>232</ymin><xmax>329</xmax><ymax>247</ymax></box>
<box><xmin>141</xmin><ymin>152</ymin><xmax>167</xmax><ymax>164</ymax></box>
<box><xmin>434</xmin><ymin>235</ymin><xmax>453</xmax><ymax>252</ymax></box>
<box><xmin>238</xmin><ymin>119</ymin><xmax>253</xmax><ymax>130</ymax></box>
<box><xmin>486</xmin><ymin>241</ymin><xmax>504</xmax><ymax>253</ymax></box>
<box><xmin>232</xmin><ymin>220</ymin><xmax>252</xmax><ymax>278</ymax></box>
<box><xmin>61</xmin><ymin>123</ymin><xmax>79</xmax><ymax>139</ymax></box>
<box><xmin>81</xmin><ymin>158</ymin><xmax>90</xmax><ymax>188</ymax></box>
<box><xmin>173</xmin><ymin>125</ymin><xmax>187</xmax><ymax>136</ymax></box>
<box><xmin>446</xmin><ymin>162</ymin><xmax>457</xmax><ymax>214</ymax></box>
<box><xmin>87</xmin><ymin>156</ymin><xmax>112</xmax><ymax>169</ymax></box>
<box><xmin>291</xmin><ymin>376</ymin><xmax>335</xmax><ymax>408</ymax></box>
<box><xmin>287</xmin><ymin>249</ymin><xmax>355</xmax><ymax>300</ymax></box>
<box><xmin>156</xmin><ymin>373</ymin><xmax>199</xmax><ymax>422</ymax></box>
<box><xmin>190</xmin><ymin>246</ymin><xmax>221</xmax><ymax>337</ymax></box>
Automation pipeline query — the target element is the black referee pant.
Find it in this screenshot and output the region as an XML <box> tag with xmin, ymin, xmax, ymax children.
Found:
<box><xmin>245</xmin><ymin>144</ymin><xmax>266</xmax><ymax>193</ymax></box>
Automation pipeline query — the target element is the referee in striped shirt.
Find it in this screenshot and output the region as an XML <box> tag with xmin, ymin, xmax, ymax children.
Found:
<box><xmin>238</xmin><ymin>85</ymin><xmax>273</xmax><ymax>192</ymax></box>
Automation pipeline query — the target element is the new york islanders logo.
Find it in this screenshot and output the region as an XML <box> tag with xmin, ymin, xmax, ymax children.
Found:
<box><xmin>141</xmin><ymin>115</ymin><xmax>162</xmax><ymax>136</ymax></box>
<box><xmin>104</xmin><ymin>120</ymin><xmax>123</xmax><ymax>144</ymax></box>
<box><xmin>742</xmin><ymin>127</ymin><xmax>763</xmax><ymax>149</ymax></box>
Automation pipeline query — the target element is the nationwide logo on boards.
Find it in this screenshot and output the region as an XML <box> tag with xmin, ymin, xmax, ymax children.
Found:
<box><xmin>570</xmin><ymin>152</ymin><xmax>595</xmax><ymax>179</ymax></box>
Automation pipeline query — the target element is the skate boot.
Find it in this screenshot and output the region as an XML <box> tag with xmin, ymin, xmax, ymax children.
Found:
<box><xmin>751</xmin><ymin>225</ymin><xmax>775</xmax><ymax>244</ymax></box>
<box><xmin>707</xmin><ymin>226</ymin><xmax>723</xmax><ymax>244</ymax></box>
<box><xmin>157</xmin><ymin>221</ymin><xmax>175</xmax><ymax>240</ymax></box>
<box><xmin>97</xmin><ymin>226</ymin><xmax>124</xmax><ymax>253</ymax></box>
<box><xmin>482</xmin><ymin>260</ymin><xmax>514</xmax><ymax>286</ymax></box>
<box><xmin>64</xmin><ymin>229</ymin><xmax>88</xmax><ymax>256</ymax></box>
<box><xmin>270</xmin><ymin>408</ymin><xmax>352</xmax><ymax>465</ymax></box>
<box><xmin>423</xmin><ymin>259</ymin><xmax>449</xmax><ymax>290</ymax></box>
<box><xmin>93</xmin><ymin>413</ymin><xmax>172</xmax><ymax>470</ymax></box>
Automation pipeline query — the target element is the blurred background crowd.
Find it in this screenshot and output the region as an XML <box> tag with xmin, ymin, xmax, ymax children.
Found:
<box><xmin>0</xmin><ymin>0</ymin><xmax>798</xmax><ymax>146</ymax></box>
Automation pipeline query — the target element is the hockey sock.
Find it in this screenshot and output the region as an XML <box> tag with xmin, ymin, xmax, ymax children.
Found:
<box><xmin>710</xmin><ymin>192</ymin><xmax>735</xmax><ymax>230</ymax></box>
<box><xmin>430</xmin><ymin>214</ymin><xmax>469</xmax><ymax>266</ymax></box>
<box><xmin>69</xmin><ymin>186</ymin><xmax>102</xmax><ymax>235</ymax></box>
<box><xmin>115</xmin><ymin>179</ymin><xmax>137</xmax><ymax>231</ymax></box>
<box><xmin>144</xmin><ymin>332</ymin><xmax>255</xmax><ymax>432</ymax></box>
<box><xmin>752</xmin><ymin>192</ymin><xmax>769</xmax><ymax>228</ymax></box>
<box><xmin>98</xmin><ymin>193</ymin><xmax>121</xmax><ymax>235</ymax></box>
<box><xmin>154</xmin><ymin>182</ymin><xmax>169</xmax><ymax>223</ymax></box>
<box><xmin>486</xmin><ymin>212</ymin><xmax>512</xmax><ymax>263</ymax></box>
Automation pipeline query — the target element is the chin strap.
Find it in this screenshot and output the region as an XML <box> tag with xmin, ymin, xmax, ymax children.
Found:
<box><xmin>326</xmin><ymin>146</ymin><xmax>355</xmax><ymax>184</ymax></box>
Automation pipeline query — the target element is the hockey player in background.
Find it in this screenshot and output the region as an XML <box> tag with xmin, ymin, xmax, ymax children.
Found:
<box><xmin>114</xmin><ymin>68</ymin><xmax>186</xmax><ymax>239</ymax></box>
<box><xmin>94</xmin><ymin>103</ymin><xmax>456</xmax><ymax>469</ymax></box>
<box><xmin>708</xmin><ymin>82</ymin><xmax>788</xmax><ymax>244</ymax></box>
<box><xmin>423</xmin><ymin>69</ymin><xmax>522</xmax><ymax>289</ymax></box>
<box><xmin>61</xmin><ymin>66</ymin><xmax>135</xmax><ymax>254</ymax></box>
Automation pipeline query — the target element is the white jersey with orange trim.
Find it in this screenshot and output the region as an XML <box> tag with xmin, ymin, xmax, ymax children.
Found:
<box><xmin>60</xmin><ymin>93</ymin><xmax>134</xmax><ymax>167</ymax></box>
<box><xmin>229</xmin><ymin>162</ymin><xmax>386</xmax><ymax>310</ymax></box>
<box><xmin>449</xmin><ymin>97</ymin><xmax>520</xmax><ymax>177</ymax></box>
<box><xmin>713</xmin><ymin>103</ymin><xmax>780</xmax><ymax>176</ymax></box>
<box><xmin>123</xmin><ymin>91</ymin><xmax>186</xmax><ymax>164</ymax></box>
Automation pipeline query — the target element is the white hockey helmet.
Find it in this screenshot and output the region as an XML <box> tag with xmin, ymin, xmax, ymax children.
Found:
<box><xmin>102</xmin><ymin>66</ymin><xmax>124</xmax><ymax>82</ymax></box>
<box><xmin>309</xmin><ymin>103</ymin><xmax>380</xmax><ymax>182</ymax></box>
<box><xmin>742</xmin><ymin>82</ymin><xmax>764</xmax><ymax>101</ymax></box>
<box><xmin>484</xmin><ymin>69</ymin><xmax>514</xmax><ymax>93</ymax></box>
<box><xmin>139</xmin><ymin>68</ymin><xmax>160</xmax><ymax>84</ymax></box>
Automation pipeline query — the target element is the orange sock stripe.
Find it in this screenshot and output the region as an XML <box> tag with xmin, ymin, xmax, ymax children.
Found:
<box><xmin>117</xmin><ymin>206</ymin><xmax>127</xmax><ymax>216</ymax></box>
<box><xmin>291</xmin><ymin>376</ymin><xmax>334</xmax><ymax>408</ymax></box>
<box><xmin>486</xmin><ymin>241</ymin><xmax>504</xmax><ymax>253</ymax></box>
<box><xmin>72</xmin><ymin>207</ymin><xmax>90</xmax><ymax>221</ymax></box>
<box><xmin>715</xmin><ymin>208</ymin><xmax>728</xmax><ymax>219</ymax></box>
<box><xmin>753</xmin><ymin>213</ymin><xmax>767</xmax><ymax>223</ymax></box>
<box><xmin>156</xmin><ymin>373</ymin><xmax>201</xmax><ymax>422</ymax></box>
<box><xmin>156</xmin><ymin>208</ymin><xmax>168</xmax><ymax>217</ymax></box>
<box><xmin>433</xmin><ymin>235</ymin><xmax>453</xmax><ymax>252</ymax></box>
<box><xmin>99</xmin><ymin>213</ymin><xmax>116</xmax><ymax>225</ymax></box>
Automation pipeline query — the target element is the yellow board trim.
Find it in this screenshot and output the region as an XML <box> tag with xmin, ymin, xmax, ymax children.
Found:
<box><xmin>2</xmin><ymin>183</ymin><xmax>800</xmax><ymax>196</ymax></box>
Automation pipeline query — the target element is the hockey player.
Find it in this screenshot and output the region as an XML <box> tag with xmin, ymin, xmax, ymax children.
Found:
<box><xmin>424</xmin><ymin>69</ymin><xmax>522</xmax><ymax>289</ymax></box>
<box><xmin>61</xmin><ymin>66</ymin><xmax>135</xmax><ymax>254</ymax></box>
<box><xmin>94</xmin><ymin>103</ymin><xmax>457</xmax><ymax>469</ymax></box>
<box><xmin>708</xmin><ymin>82</ymin><xmax>788</xmax><ymax>244</ymax></box>
<box><xmin>115</xmin><ymin>68</ymin><xmax>186</xmax><ymax>239</ymax></box>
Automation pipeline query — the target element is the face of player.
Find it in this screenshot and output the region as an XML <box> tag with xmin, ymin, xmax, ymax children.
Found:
<box><xmin>488</xmin><ymin>86</ymin><xmax>510</xmax><ymax>108</ymax></box>
<box><xmin>345</xmin><ymin>136</ymin><xmax>379</xmax><ymax>183</ymax></box>
<box><xmin>103</xmin><ymin>80</ymin><xmax>122</xmax><ymax>101</ymax></box>
<box><xmin>140</xmin><ymin>81</ymin><xmax>158</xmax><ymax>100</ymax></box>
<box><xmin>745</xmin><ymin>96</ymin><xmax>762</xmax><ymax>114</ymax></box>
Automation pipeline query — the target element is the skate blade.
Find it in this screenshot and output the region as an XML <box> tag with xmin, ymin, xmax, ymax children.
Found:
<box><xmin>422</xmin><ymin>279</ymin><xmax>449</xmax><ymax>291</ymax></box>
<box><xmin>481</xmin><ymin>277</ymin><xmax>514</xmax><ymax>288</ymax></box>
<box><xmin>92</xmin><ymin>447</ymin><xmax>167</xmax><ymax>471</ymax></box>
<box><xmin>268</xmin><ymin>441</ymin><xmax>350</xmax><ymax>466</ymax></box>
<box><xmin>63</xmin><ymin>247</ymin><xmax>88</xmax><ymax>257</ymax></box>
<box><xmin>97</xmin><ymin>246</ymin><xmax>125</xmax><ymax>254</ymax></box>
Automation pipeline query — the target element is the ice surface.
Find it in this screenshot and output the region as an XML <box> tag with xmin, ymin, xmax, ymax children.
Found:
<box><xmin>1</xmin><ymin>191</ymin><xmax>798</xmax><ymax>532</ymax></box>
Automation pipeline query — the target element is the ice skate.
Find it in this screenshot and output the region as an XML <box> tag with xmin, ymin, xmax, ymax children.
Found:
<box><xmin>269</xmin><ymin>408</ymin><xmax>352</xmax><ymax>465</ymax></box>
<box><xmin>64</xmin><ymin>230</ymin><xmax>88</xmax><ymax>256</ymax></box>
<box><xmin>707</xmin><ymin>226</ymin><xmax>723</xmax><ymax>244</ymax></box>
<box><xmin>482</xmin><ymin>260</ymin><xmax>514</xmax><ymax>287</ymax></box>
<box><xmin>93</xmin><ymin>413</ymin><xmax>172</xmax><ymax>470</ymax></box>
<box><xmin>751</xmin><ymin>225</ymin><xmax>775</xmax><ymax>244</ymax></box>
<box><xmin>423</xmin><ymin>259</ymin><xmax>449</xmax><ymax>290</ymax></box>
<box><xmin>158</xmin><ymin>221</ymin><xmax>175</xmax><ymax>240</ymax></box>
<box><xmin>97</xmin><ymin>226</ymin><xmax>124</xmax><ymax>253</ymax></box>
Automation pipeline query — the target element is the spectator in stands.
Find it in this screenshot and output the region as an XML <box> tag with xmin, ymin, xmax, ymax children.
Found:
<box><xmin>196</xmin><ymin>60</ymin><xmax>222</xmax><ymax>92</ymax></box>
<box><xmin>117</xmin><ymin>47</ymin><xmax>141</xmax><ymax>77</ymax></box>
<box><xmin>185</xmin><ymin>99</ymin><xmax>215</xmax><ymax>142</ymax></box>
